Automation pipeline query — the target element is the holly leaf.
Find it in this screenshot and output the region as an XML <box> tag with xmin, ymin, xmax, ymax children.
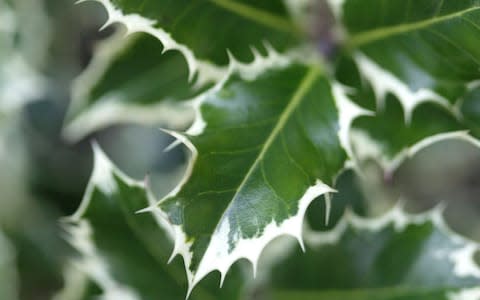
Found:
<box><xmin>152</xmin><ymin>63</ymin><xmax>369</xmax><ymax>293</ymax></box>
<box><xmin>329</xmin><ymin>0</ymin><xmax>480</xmax><ymax>169</ymax></box>
<box><xmin>266</xmin><ymin>205</ymin><xmax>480</xmax><ymax>300</ymax></box>
<box><xmin>64</xmin><ymin>32</ymin><xmax>203</xmax><ymax>141</ymax></box>
<box><xmin>63</xmin><ymin>145</ymin><xmax>245</xmax><ymax>300</ymax></box>
<box><xmin>82</xmin><ymin>0</ymin><xmax>303</xmax><ymax>78</ymax></box>
<box><xmin>334</xmin><ymin>0</ymin><xmax>480</xmax><ymax>119</ymax></box>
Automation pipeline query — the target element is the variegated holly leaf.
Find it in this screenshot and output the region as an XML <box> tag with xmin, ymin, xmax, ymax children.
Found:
<box><xmin>333</xmin><ymin>0</ymin><xmax>480</xmax><ymax>118</ymax></box>
<box><xmin>266</xmin><ymin>205</ymin><xmax>480</xmax><ymax>300</ymax></box>
<box><xmin>153</xmin><ymin>63</ymin><xmax>369</xmax><ymax>293</ymax></box>
<box><xmin>84</xmin><ymin>0</ymin><xmax>303</xmax><ymax>76</ymax></box>
<box><xmin>329</xmin><ymin>0</ymin><xmax>480</xmax><ymax>169</ymax></box>
<box><xmin>336</xmin><ymin>57</ymin><xmax>480</xmax><ymax>171</ymax></box>
<box><xmin>63</xmin><ymin>144</ymin><xmax>245</xmax><ymax>300</ymax></box>
<box><xmin>64</xmin><ymin>32</ymin><xmax>202</xmax><ymax>141</ymax></box>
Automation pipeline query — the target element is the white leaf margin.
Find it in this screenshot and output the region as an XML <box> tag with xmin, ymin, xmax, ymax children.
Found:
<box><xmin>304</xmin><ymin>203</ymin><xmax>480</xmax><ymax>300</ymax></box>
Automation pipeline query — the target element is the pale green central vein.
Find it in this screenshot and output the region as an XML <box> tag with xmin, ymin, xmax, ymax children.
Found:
<box><xmin>208</xmin><ymin>0</ymin><xmax>299</xmax><ymax>35</ymax></box>
<box><xmin>349</xmin><ymin>6</ymin><xmax>480</xmax><ymax>47</ymax></box>
<box><xmin>230</xmin><ymin>66</ymin><xmax>321</xmax><ymax>213</ymax></box>
<box><xmin>193</xmin><ymin>66</ymin><xmax>321</xmax><ymax>272</ymax></box>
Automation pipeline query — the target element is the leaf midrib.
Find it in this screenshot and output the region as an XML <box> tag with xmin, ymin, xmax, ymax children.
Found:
<box><xmin>348</xmin><ymin>6</ymin><xmax>480</xmax><ymax>48</ymax></box>
<box><xmin>208</xmin><ymin>0</ymin><xmax>300</xmax><ymax>35</ymax></box>
<box><xmin>211</xmin><ymin>66</ymin><xmax>321</xmax><ymax>240</ymax></box>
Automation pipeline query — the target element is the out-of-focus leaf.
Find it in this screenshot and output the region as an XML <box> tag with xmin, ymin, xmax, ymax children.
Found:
<box><xmin>267</xmin><ymin>206</ymin><xmax>480</xmax><ymax>300</ymax></box>
<box><xmin>329</xmin><ymin>0</ymin><xmax>480</xmax><ymax>169</ymax></box>
<box><xmin>0</xmin><ymin>0</ymin><xmax>47</xmax><ymax>113</ymax></box>
<box><xmin>0</xmin><ymin>230</ymin><xmax>18</xmax><ymax>300</ymax></box>
<box><xmin>336</xmin><ymin>0</ymin><xmax>480</xmax><ymax>113</ymax></box>
<box><xmin>64</xmin><ymin>33</ymin><xmax>202</xmax><ymax>141</ymax></box>
<box><xmin>64</xmin><ymin>144</ymin><xmax>245</xmax><ymax>300</ymax></box>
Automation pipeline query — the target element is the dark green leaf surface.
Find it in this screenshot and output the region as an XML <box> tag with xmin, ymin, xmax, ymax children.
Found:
<box><xmin>339</xmin><ymin>0</ymin><xmax>480</xmax><ymax>107</ymax></box>
<box><xmin>65</xmin><ymin>33</ymin><xmax>201</xmax><ymax>140</ymax></box>
<box><xmin>267</xmin><ymin>207</ymin><xmax>480</xmax><ymax>300</ymax></box>
<box><xmin>159</xmin><ymin>64</ymin><xmax>348</xmax><ymax>288</ymax></box>
<box><xmin>461</xmin><ymin>85</ymin><xmax>480</xmax><ymax>138</ymax></box>
<box><xmin>94</xmin><ymin>0</ymin><xmax>302</xmax><ymax>66</ymax></box>
<box><xmin>64</xmin><ymin>146</ymin><xmax>245</xmax><ymax>300</ymax></box>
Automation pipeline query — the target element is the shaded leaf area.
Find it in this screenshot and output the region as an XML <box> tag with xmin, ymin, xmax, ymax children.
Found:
<box><xmin>65</xmin><ymin>32</ymin><xmax>202</xmax><ymax>140</ymax></box>
<box><xmin>53</xmin><ymin>267</ymin><xmax>102</xmax><ymax>300</ymax></box>
<box><xmin>64</xmin><ymin>147</ymin><xmax>245</xmax><ymax>300</ymax></box>
<box><xmin>340</xmin><ymin>0</ymin><xmax>480</xmax><ymax>104</ymax></box>
<box><xmin>160</xmin><ymin>64</ymin><xmax>346</xmax><ymax>279</ymax></box>
<box><xmin>272</xmin><ymin>288</ymin><xmax>454</xmax><ymax>300</ymax></box>
<box><xmin>107</xmin><ymin>0</ymin><xmax>301</xmax><ymax>64</ymax></box>
<box><xmin>462</xmin><ymin>85</ymin><xmax>480</xmax><ymax>137</ymax></box>
<box><xmin>267</xmin><ymin>209</ymin><xmax>480</xmax><ymax>300</ymax></box>
<box><xmin>306</xmin><ymin>169</ymin><xmax>367</xmax><ymax>231</ymax></box>
<box><xmin>0</xmin><ymin>231</ymin><xmax>17</xmax><ymax>300</ymax></box>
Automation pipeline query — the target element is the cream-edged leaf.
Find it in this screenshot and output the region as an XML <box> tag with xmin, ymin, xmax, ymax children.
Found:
<box><xmin>333</xmin><ymin>0</ymin><xmax>480</xmax><ymax>121</ymax></box>
<box><xmin>79</xmin><ymin>0</ymin><xmax>303</xmax><ymax>80</ymax></box>
<box><xmin>64</xmin><ymin>144</ymin><xmax>245</xmax><ymax>299</ymax></box>
<box><xmin>267</xmin><ymin>205</ymin><xmax>480</xmax><ymax>300</ymax></box>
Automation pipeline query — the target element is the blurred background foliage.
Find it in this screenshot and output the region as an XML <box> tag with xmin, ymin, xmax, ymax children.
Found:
<box><xmin>0</xmin><ymin>0</ymin><xmax>479</xmax><ymax>299</ymax></box>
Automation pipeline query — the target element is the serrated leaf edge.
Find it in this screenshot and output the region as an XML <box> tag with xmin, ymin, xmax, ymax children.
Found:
<box><xmin>351</xmin><ymin>129</ymin><xmax>480</xmax><ymax>173</ymax></box>
<box><xmin>354</xmin><ymin>53</ymin><xmax>452</xmax><ymax>123</ymax></box>
<box><xmin>64</xmin><ymin>143</ymin><xmax>176</xmax><ymax>300</ymax></box>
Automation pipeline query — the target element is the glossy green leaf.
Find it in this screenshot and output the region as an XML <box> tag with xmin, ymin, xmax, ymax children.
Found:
<box><xmin>267</xmin><ymin>206</ymin><xmax>480</xmax><ymax>300</ymax></box>
<box><xmin>64</xmin><ymin>145</ymin><xmax>245</xmax><ymax>300</ymax></box>
<box><xmin>65</xmin><ymin>32</ymin><xmax>202</xmax><ymax>141</ymax></box>
<box><xmin>155</xmin><ymin>64</ymin><xmax>367</xmax><ymax>292</ymax></box>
